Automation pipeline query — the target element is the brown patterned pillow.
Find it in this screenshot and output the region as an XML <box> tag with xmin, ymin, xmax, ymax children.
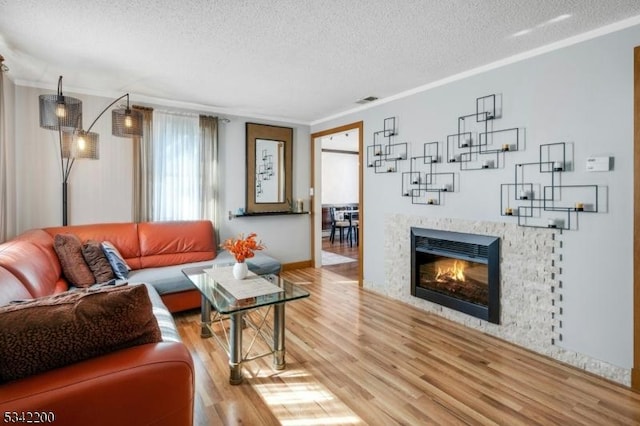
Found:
<box><xmin>53</xmin><ymin>233</ymin><xmax>95</xmax><ymax>287</ymax></box>
<box><xmin>0</xmin><ymin>284</ymin><xmax>162</xmax><ymax>383</ymax></box>
<box><xmin>82</xmin><ymin>240</ymin><xmax>116</xmax><ymax>283</ymax></box>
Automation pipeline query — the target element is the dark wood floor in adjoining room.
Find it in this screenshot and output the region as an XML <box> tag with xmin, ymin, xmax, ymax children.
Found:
<box><xmin>174</xmin><ymin>267</ymin><xmax>640</xmax><ymax>425</ymax></box>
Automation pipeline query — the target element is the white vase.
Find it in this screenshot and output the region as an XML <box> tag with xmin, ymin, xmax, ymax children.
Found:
<box><xmin>233</xmin><ymin>262</ymin><xmax>248</xmax><ymax>280</ymax></box>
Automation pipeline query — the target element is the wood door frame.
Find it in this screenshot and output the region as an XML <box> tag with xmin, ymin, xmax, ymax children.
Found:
<box><xmin>310</xmin><ymin>122</ymin><xmax>364</xmax><ymax>286</ymax></box>
<box><xmin>633</xmin><ymin>46</ymin><xmax>640</xmax><ymax>390</ymax></box>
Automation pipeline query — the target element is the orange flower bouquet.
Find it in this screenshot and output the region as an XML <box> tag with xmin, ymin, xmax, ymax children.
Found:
<box><xmin>222</xmin><ymin>232</ymin><xmax>265</xmax><ymax>263</ymax></box>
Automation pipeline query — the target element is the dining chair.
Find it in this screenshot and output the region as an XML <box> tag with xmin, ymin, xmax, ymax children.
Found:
<box><xmin>346</xmin><ymin>210</ymin><xmax>359</xmax><ymax>247</ymax></box>
<box><xmin>329</xmin><ymin>207</ymin><xmax>351</xmax><ymax>244</ymax></box>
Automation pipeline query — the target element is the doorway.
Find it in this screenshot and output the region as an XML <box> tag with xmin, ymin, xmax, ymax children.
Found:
<box><xmin>310</xmin><ymin>122</ymin><xmax>364</xmax><ymax>285</ymax></box>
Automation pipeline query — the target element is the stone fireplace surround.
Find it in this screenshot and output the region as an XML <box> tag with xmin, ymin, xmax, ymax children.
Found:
<box><xmin>374</xmin><ymin>214</ymin><xmax>629</xmax><ymax>385</ymax></box>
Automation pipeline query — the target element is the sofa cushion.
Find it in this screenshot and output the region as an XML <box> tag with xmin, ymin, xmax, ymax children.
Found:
<box><xmin>142</xmin><ymin>283</ymin><xmax>182</xmax><ymax>343</ymax></box>
<box><xmin>45</xmin><ymin>223</ymin><xmax>142</xmax><ymax>270</ymax></box>
<box><xmin>127</xmin><ymin>260</ymin><xmax>215</xmax><ymax>296</ymax></box>
<box><xmin>127</xmin><ymin>251</ymin><xmax>281</xmax><ymax>297</ymax></box>
<box><xmin>101</xmin><ymin>241</ymin><xmax>130</xmax><ymax>279</ymax></box>
<box><xmin>13</xmin><ymin>229</ymin><xmax>62</xmax><ymax>278</ymax></box>
<box><xmin>216</xmin><ymin>250</ymin><xmax>282</xmax><ymax>275</ymax></box>
<box><xmin>53</xmin><ymin>234</ymin><xmax>95</xmax><ymax>288</ymax></box>
<box><xmin>82</xmin><ymin>240</ymin><xmax>116</xmax><ymax>283</ymax></box>
<box><xmin>0</xmin><ymin>284</ymin><xmax>162</xmax><ymax>383</ymax></box>
<box><xmin>0</xmin><ymin>267</ymin><xmax>32</xmax><ymax>306</ymax></box>
<box><xmin>0</xmin><ymin>240</ymin><xmax>62</xmax><ymax>298</ymax></box>
<box><xmin>137</xmin><ymin>221</ymin><xmax>217</xmax><ymax>268</ymax></box>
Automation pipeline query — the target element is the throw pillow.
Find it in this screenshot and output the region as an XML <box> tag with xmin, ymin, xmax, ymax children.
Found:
<box><xmin>53</xmin><ymin>233</ymin><xmax>96</xmax><ymax>288</ymax></box>
<box><xmin>82</xmin><ymin>240</ymin><xmax>116</xmax><ymax>283</ymax></box>
<box><xmin>0</xmin><ymin>284</ymin><xmax>162</xmax><ymax>383</ymax></box>
<box><xmin>101</xmin><ymin>241</ymin><xmax>131</xmax><ymax>279</ymax></box>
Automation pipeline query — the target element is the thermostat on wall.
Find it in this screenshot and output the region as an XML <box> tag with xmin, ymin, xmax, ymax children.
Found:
<box><xmin>586</xmin><ymin>156</ymin><xmax>611</xmax><ymax>172</ymax></box>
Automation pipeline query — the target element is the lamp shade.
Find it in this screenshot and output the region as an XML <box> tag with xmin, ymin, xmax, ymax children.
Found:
<box><xmin>39</xmin><ymin>94</ymin><xmax>82</xmax><ymax>131</ymax></box>
<box><xmin>61</xmin><ymin>130</ymin><xmax>99</xmax><ymax>159</ymax></box>
<box><xmin>112</xmin><ymin>108</ymin><xmax>143</xmax><ymax>137</ymax></box>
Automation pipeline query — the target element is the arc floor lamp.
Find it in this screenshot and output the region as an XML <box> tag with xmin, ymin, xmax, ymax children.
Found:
<box><xmin>38</xmin><ymin>76</ymin><xmax>143</xmax><ymax>225</ymax></box>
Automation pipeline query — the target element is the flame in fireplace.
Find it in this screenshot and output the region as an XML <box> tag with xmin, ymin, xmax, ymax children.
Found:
<box><xmin>435</xmin><ymin>260</ymin><xmax>466</xmax><ymax>282</ymax></box>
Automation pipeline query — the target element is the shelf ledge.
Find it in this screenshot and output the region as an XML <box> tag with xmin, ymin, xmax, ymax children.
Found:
<box><xmin>229</xmin><ymin>210</ymin><xmax>310</xmax><ymax>220</ymax></box>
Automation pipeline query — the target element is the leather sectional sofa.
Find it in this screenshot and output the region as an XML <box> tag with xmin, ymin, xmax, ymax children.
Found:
<box><xmin>0</xmin><ymin>220</ymin><xmax>281</xmax><ymax>425</ymax></box>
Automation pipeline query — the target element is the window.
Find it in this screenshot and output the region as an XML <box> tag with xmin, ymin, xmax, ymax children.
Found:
<box><xmin>148</xmin><ymin>111</ymin><xmax>218</xmax><ymax>222</ymax></box>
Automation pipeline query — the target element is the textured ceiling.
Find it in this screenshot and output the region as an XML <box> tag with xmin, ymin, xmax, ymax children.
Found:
<box><xmin>1</xmin><ymin>1</ymin><xmax>640</xmax><ymax>124</ymax></box>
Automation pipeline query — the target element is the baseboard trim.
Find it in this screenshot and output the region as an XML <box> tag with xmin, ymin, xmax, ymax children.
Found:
<box><xmin>281</xmin><ymin>260</ymin><xmax>313</xmax><ymax>271</ymax></box>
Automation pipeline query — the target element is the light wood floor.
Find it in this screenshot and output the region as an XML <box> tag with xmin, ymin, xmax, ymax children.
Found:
<box><xmin>175</xmin><ymin>267</ymin><xmax>640</xmax><ymax>425</ymax></box>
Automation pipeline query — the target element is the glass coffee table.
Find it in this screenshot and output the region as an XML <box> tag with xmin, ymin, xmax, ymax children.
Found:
<box><xmin>182</xmin><ymin>265</ymin><xmax>309</xmax><ymax>384</ymax></box>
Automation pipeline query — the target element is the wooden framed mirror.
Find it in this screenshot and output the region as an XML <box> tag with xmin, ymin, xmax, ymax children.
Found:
<box><xmin>246</xmin><ymin>122</ymin><xmax>293</xmax><ymax>213</ymax></box>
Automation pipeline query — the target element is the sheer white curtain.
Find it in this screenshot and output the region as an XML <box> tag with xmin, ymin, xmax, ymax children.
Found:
<box><xmin>151</xmin><ymin>110</ymin><xmax>201</xmax><ymax>220</ymax></box>
<box><xmin>150</xmin><ymin>111</ymin><xmax>219</xmax><ymax>225</ymax></box>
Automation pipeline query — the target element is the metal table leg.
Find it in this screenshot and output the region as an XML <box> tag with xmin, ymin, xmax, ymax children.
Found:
<box><xmin>229</xmin><ymin>312</ymin><xmax>244</xmax><ymax>384</ymax></box>
<box><xmin>273</xmin><ymin>303</ymin><xmax>285</xmax><ymax>370</ymax></box>
<box><xmin>200</xmin><ymin>295</ymin><xmax>212</xmax><ymax>338</ymax></box>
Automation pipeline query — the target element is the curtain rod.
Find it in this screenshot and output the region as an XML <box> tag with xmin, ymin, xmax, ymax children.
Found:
<box><xmin>132</xmin><ymin>104</ymin><xmax>153</xmax><ymax>111</ymax></box>
<box><xmin>154</xmin><ymin>109</ymin><xmax>200</xmax><ymax>117</ymax></box>
<box><xmin>133</xmin><ymin>105</ymin><xmax>230</xmax><ymax>122</ymax></box>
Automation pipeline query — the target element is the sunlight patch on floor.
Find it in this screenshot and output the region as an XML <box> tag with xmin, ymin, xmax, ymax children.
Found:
<box><xmin>256</xmin><ymin>384</ymin><xmax>334</xmax><ymax>404</ymax></box>
<box><xmin>250</xmin><ymin>367</ymin><xmax>364</xmax><ymax>425</ymax></box>
<box><xmin>334</xmin><ymin>280</ymin><xmax>358</xmax><ymax>285</ymax></box>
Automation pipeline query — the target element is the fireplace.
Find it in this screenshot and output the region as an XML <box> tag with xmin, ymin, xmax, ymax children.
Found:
<box><xmin>410</xmin><ymin>228</ymin><xmax>500</xmax><ymax>324</ymax></box>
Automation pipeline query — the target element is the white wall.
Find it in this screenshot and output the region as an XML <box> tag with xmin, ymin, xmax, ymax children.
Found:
<box><xmin>218</xmin><ymin>116</ymin><xmax>311</xmax><ymax>263</ymax></box>
<box><xmin>10</xmin><ymin>88</ymin><xmax>311</xmax><ymax>263</ymax></box>
<box><xmin>311</xmin><ymin>24</ymin><xmax>640</xmax><ymax>371</ymax></box>
<box><xmin>321</xmin><ymin>151</ymin><xmax>358</xmax><ymax>204</ymax></box>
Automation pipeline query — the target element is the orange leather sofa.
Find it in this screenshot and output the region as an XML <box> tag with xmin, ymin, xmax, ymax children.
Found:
<box><xmin>0</xmin><ymin>220</ymin><xmax>222</xmax><ymax>426</ymax></box>
<box><xmin>43</xmin><ymin>220</ymin><xmax>218</xmax><ymax>312</ymax></box>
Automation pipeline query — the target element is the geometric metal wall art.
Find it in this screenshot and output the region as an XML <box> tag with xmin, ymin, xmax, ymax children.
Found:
<box><xmin>366</xmin><ymin>117</ymin><xmax>408</xmax><ymax>173</ymax></box>
<box><xmin>501</xmin><ymin>142</ymin><xmax>599</xmax><ymax>230</ymax></box>
<box><xmin>366</xmin><ymin>93</ymin><xmax>603</xmax><ymax>230</ymax></box>
<box><xmin>398</xmin><ymin>94</ymin><xmax>521</xmax><ymax>206</ymax></box>
<box><xmin>447</xmin><ymin>94</ymin><xmax>521</xmax><ymax>171</ymax></box>
<box><xmin>401</xmin><ymin>141</ymin><xmax>455</xmax><ymax>205</ymax></box>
